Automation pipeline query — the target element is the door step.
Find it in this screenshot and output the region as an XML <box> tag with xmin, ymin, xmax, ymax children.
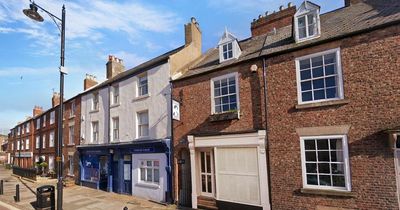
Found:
<box><xmin>198</xmin><ymin>196</ymin><xmax>217</xmax><ymax>210</ymax></box>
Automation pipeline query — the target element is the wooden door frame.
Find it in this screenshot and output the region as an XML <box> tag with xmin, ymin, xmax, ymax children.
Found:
<box><xmin>197</xmin><ymin>149</ymin><xmax>215</xmax><ymax>197</ymax></box>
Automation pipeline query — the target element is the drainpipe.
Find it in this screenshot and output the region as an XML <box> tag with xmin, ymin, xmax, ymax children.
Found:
<box><xmin>107</xmin><ymin>85</ymin><xmax>112</xmax><ymax>192</ymax></box>
<box><xmin>262</xmin><ymin>57</ymin><xmax>273</xmax><ymax>208</ymax></box>
<box><xmin>168</xmin><ymin>81</ymin><xmax>174</xmax><ymax>203</ymax></box>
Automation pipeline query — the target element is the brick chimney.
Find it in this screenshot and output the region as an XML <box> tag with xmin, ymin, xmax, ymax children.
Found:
<box><xmin>52</xmin><ymin>92</ymin><xmax>60</xmax><ymax>107</ymax></box>
<box><xmin>185</xmin><ymin>17</ymin><xmax>202</xmax><ymax>52</ymax></box>
<box><xmin>33</xmin><ymin>106</ymin><xmax>43</xmax><ymax>117</ymax></box>
<box><xmin>251</xmin><ymin>3</ymin><xmax>296</xmax><ymax>37</ymax></box>
<box><xmin>106</xmin><ymin>55</ymin><xmax>125</xmax><ymax>79</ymax></box>
<box><xmin>84</xmin><ymin>74</ymin><xmax>98</xmax><ymax>91</ymax></box>
<box><xmin>344</xmin><ymin>0</ymin><xmax>363</xmax><ymax>6</ymax></box>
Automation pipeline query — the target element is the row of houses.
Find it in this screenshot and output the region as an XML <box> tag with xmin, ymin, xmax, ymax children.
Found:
<box><xmin>5</xmin><ymin>0</ymin><xmax>400</xmax><ymax>209</ymax></box>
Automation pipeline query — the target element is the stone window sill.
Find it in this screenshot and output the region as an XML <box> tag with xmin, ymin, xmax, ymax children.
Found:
<box><xmin>89</xmin><ymin>110</ymin><xmax>99</xmax><ymax>114</ymax></box>
<box><xmin>135</xmin><ymin>182</ymin><xmax>160</xmax><ymax>189</ymax></box>
<box><xmin>110</xmin><ymin>103</ymin><xmax>120</xmax><ymax>108</ymax></box>
<box><xmin>68</xmin><ymin>115</ymin><xmax>75</xmax><ymax>120</ymax></box>
<box><xmin>132</xmin><ymin>94</ymin><xmax>150</xmax><ymax>102</ymax></box>
<box><xmin>300</xmin><ymin>188</ymin><xmax>355</xmax><ymax>197</ymax></box>
<box><xmin>209</xmin><ymin>111</ymin><xmax>240</xmax><ymax>122</ymax></box>
<box><xmin>296</xmin><ymin>99</ymin><xmax>350</xmax><ymax>110</ymax></box>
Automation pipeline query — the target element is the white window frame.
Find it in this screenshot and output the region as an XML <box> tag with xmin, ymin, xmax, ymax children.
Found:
<box><xmin>92</xmin><ymin>92</ymin><xmax>99</xmax><ymax>111</ymax></box>
<box><xmin>300</xmin><ymin>135</ymin><xmax>351</xmax><ymax>191</ymax></box>
<box><xmin>139</xmin><ymin>159</ymin><xmax>160</xmax><ymax>184</ymax></box>
<box><xmin>25</xmin><ymin>138</ymin><xmax>29</xmax><ymax>150</ymax></box>
<box><xmin>294</xmin><ymin>10</ymin><xmax>321</xmax><ymax>42</ymax></box>
<box><xmin>91</xmin><ymin>121</ymin><xmax>99</xmax><ymax>143</ymax></box>
<box><xmin>137</xmin><ymin>111</ymin><xmax>149</xmax><ymax>138</ymax></box>
<box><xmin>26</xmin><ymin>123</ymin><xmax>30</xmax><ymax>133</ymax></box>
<box><xmin>70</xmin><ymin>101</ymin><xmax>76</xmax><ymax>117</ymax></box>
<box><xmin>42</xmin><ymin>134</ymin><xmax>46</xmax><ymax>149</ymax></box>
<box><xmin>21</xmin><ymin>140</ymin><xmax>24</xmax><ymax>150</ymax></box>
<box><xmin>42</xmin><ymin>115</ymin><xmax>46</xmax><ymax>127</ymax></box>
<box><xmin>295</xmin><ymin>48</ymin><xmax>344</xmax><ymax>105</ymax></box>
<box><xmin>36</xmin><ymin>118</ymin><xmax>40</xmax><ymax>129</ymax></box>
<box><xmin>49</xmin><ymin>131</ymin><xmax>55</xmax><ymax>147</ymax></box>
<box><xmin>111</xmin><ymin>85</ymin><xmax>119</xmax><ymax>105</ymax></box>
<box><xmin>221</xmin><ymin>42</ymin><xmax>233</xmax><ymax>61</ymax></box>
<box><xmin>50</xmin><ymin>111</ymin><xmax>55</xmax><ymax>125</ymax></box>
<box><xmin>68</xmin><ymin>125</ymin><xmax>74</xmax><ymax>145</ymax></box>
<box><xmin>49</xmin><ymin>155</ymin><xmax>55</xmax><ymax>170</ymax></box>
<box><xmin>137</xmin><ymin>73</ymin><xmax>148</xmax><ymax>97</ymax></box>
<box><xmin>35</xmin><ymin>136</ymin><xmax>40</xmax><ymax>149</ymax></box>
<box><xmin>210</xmin><ymin>72</ymin><xmax>240</xmax><ymax>114</ymax></box>
<box><xmin>112</xmin><ymin>117</ymin><xmax>119</xmax><ymax>142</ymax></box>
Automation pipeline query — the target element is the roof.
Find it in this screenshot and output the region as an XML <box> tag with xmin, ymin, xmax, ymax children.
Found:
<box><xmin>175</xmin><ymin>0</ymin><xmax>400</xmax><ymax>81</ymax></box>
<box><xmin>84</xmin><ymin>46</ymin><xmax>184</xmax><ymax>93</ymax></box>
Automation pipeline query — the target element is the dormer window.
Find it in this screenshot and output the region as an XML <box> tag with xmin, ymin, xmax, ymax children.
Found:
<box><xmin>218</xmin><ymin>28</ymin><xmax>241</xmax><ymax>63</ymax></box>
<box><xmin>222</xmin><ymin>42</ymin><xmax>233</xmax><ymax>60</ymax></box>
<box><xmin>294</xmin><ymin>1</ymin><xmax>321</xmax><ymax>43</ymax></box>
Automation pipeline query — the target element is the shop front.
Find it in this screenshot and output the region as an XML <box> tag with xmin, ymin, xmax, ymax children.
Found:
<box><xmin>77</xmin><ymin>139</ymin><xmax>171</xmax><ymax>202</ymax></box>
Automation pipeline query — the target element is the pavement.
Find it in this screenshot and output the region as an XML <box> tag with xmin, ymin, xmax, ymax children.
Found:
<box><xmin>0</xmin><ymin>166</ymin><xmax>179</xmax><ymax>210</ymax></box>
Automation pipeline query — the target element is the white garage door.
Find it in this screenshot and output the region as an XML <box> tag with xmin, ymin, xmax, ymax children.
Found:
<box><xmin>215</xmin><ymin>147</ymin><xmax>260</xmax><ymax>205</ymax></box>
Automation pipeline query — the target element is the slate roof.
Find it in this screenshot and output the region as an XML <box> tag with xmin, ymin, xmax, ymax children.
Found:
<box><xmin>176</xmin><ymin>0</ymin><xmax>400</xmax><ymax>81</ymax></box>
<box><xmin>85</xmin><ymin>46</ymin><xmax>184</xmax><ymax>93</ymax></box>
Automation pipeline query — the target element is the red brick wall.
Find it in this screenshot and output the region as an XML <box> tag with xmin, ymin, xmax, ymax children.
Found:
<box><xmin>172</xmin><ymin>60</ymin><xmax>267</xmax><ymax>202</ymax></box>
<box><xmin>266</xmin><ymin>25</ymin><xmax>400</xmax><ymax>209</ymax></box>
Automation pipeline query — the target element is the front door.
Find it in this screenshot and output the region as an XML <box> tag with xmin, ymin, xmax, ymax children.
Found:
<box><xmin>199</xmin><ymin>151</ymin><xmax>214</xmax><ymax>197</ymax></box>
<box><xmin>99</xmin><ymin>156</ymin><xmax>108</xmax><ymax>191</ymax></box>
<box><xmin>123</xmin><ymin>155</ymin><xmax>132</xmax><ymax>194</ymax></box>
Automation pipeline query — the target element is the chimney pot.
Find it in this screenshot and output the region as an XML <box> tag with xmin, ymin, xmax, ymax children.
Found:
<box><xmin>84</xmin><ymin>73</ymin><xmax>98</xmax><ymax>90</ymax></box>
<box><xmin>288</xmin><ymin>2</ymin><xmax>293</xmax><ymax>7</ymax></box>
<box><xmin>279</xmin><ymin>5</ymin><xmax>284</xmax><ymax>11</ymax></box>
<box><xmin>265</xmin><ymin>11</ymin><xmax>269</xmax><ymax>16</ymax></box>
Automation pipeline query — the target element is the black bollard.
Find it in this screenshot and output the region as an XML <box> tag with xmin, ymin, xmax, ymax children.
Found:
<box><xmin>0</xmin><ymin>180</ymin><xmax>3</xmax><ymax>195</ymax></box>
<box><xmin>123</xmin><ymin>207</ymin><xmax>128</xmax><ymax>210</ymax></box>
<box><xmin>15</xmin><ymin>184</ymin><xmax>20</xmax><ymax>202</ymax></box>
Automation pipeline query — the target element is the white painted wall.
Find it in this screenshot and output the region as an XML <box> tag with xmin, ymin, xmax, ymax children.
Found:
<box><xmin>132</xmin><ymin>153</ymin><xmax>167</xmax><ymax>202</ymax></box>
<box><xmin>80</xmin><ymin>62</ymin><xmax>171</xmax><ymax>144</ymax></box>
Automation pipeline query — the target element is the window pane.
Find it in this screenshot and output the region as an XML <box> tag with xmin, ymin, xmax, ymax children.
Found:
<box><xmin>215</xmin><ymin>97</ymin><xmax>221</xmax><ymax>105</ymax></box>
<box><xmin>330</xmin><ymin>139</ymin><xmax>343</xmax><ymax>150</ymax></box>
<box><xmin>206</xmin><ymin>153</ymin><xmax>211</xmax><ymax>173</ymax></box>
<box><xmin>331</xmin><ymin>163</ymin><xmax>344</xmax><ymax>174</ymax></box>
<box><xmin>202</xmin><ymin>175</ymin><xmax>206</xmax><ymax>192</ymax></box>
<box><xmin>221</xmin><ymin>79</ymin><xmax>228</xmax><ymax>87</ymax></box>
<box><xmin>326</xmin><ymin>88</ymin><xmax>337</xmax><ymax>99</ymax></box>
<box><xmin>331</xmin><ymin>151</ymin><xmax>344</xmax><ymax>162</ymax></box>
<box><xmin>229</xmin><ymin>95</ymin><xmax>237</xmax><ymax>103</ymax></box>
<box><xmin>325</xmin><ymin>76</ymin><xmax>336</xmax><ymax>87</ymax></box>
<box><xmin>154</xmin><ymin>169</ymin><xmax>159</xmax><ymax>183</ymax></box>
<box><xmin>306</xmin><ymin>163</ymin><xmax>317</xmax><ymax>173</ymax></box>
<box><xmin>215</xmin><ymin>105</ymin><xmax>221</xmax><ymax>113</ymax></box>
<box><xmin>229</xmin><ymin>85</ymin><xmax>236</xmax><ymax>94</ymax></box>
<box><xmin>302</xmin><ymin>91</ymin><xmax>312</xmax><ymax>102</ymax></box>
<box><xmin>228</xmin><ymin>77</ymin><xmax>235</xmax><ymax>85</ymax></box>
<box><xmin>222</xmin><ymin>96</ymin><xmax>229</xmax><ymax>104</ymax></box>
<box><xmin>300</xmin><ymin>70</ymin><xmax>311</xmax><ymax>80</ymax></box>
<box><xmin>147</xmin><ymin>168</ymin><xmax>153</xmax><ymax>181</ymax></box>
<box><xmin>305</xmin><ymin>151</ymin><xmax>316</xmax><ymax>161</ymax></box>
<box><xmin>318</xmin><ymin>163</ymin><xmax>330</xmax><ymax>174</ymax></box>
<box><xmin>214</xmin><ymin>80</ymin><xmax>220</xmax><ymax>88</ymax></box>
<box><xmin>301</xmin><ymin>81</ymin><xmax>312</xmax><ymax>91</ymax></box>
<box><xmin>222</xmin><ymin>104</ymin><xmax>229</xmax><ymax>112</ymax></box>
<box><xmin>201</xmin><ymin>152</ymin><xmax>205</xmax><ymax>172</ymax></box>
<box><xmin>317</xmin><ymin>151</ymin><xmax>330</xmax><ymax>162</ymax></box>
<box><xmin>311</xmin><ymin>56</ymin><xmax>323</xmax><ymax>67</ymax></box>
<box><xmin>147</xmin><ymin>161</ymin><xmax>152</xmax><ymax>167</ymax></box>
<box><xmin>207</xmin><ymin>175</ymin><xmax>212</xmax><ymax>193</ymax></box>
<box><xmin>314</xmin><ymin>89</ymin><xmax>325</xmax><ymax>100</ymax></box>
<box><xmin>298</xmin><ymin>16</ymin><xmax>306</xmax><ymax>27</ymax></box>
<box><xmin>324</xmin><ymin>53</ymin><xmax>336</xmax><ymax>64</ymax></box>
<box><xmin>317</xmin><ymin>139</ymin><xmax>329</xmax><ymax>150</ymax></box>
<box><xmin>312</xmin><ymin>67</ymin><xmax>324</xmax><ymax>78</ymax></box>
<box><xmin>325</xmin><ymin>64</ymin><xmax>336</xmax><ymax>75</ymax></box>
<box><xmin>214</xmin><ymin>88</ymin><xmax>221</xmax><ymax>97</ymax></box>
<box><xmin>223</xmin><ymin>44</ymin><xmax>227</xmax><ymax>51</ymax></box>
<box><xmin>228</xmin><ymin>51</ymin><xmax>233</xmax><ymax>58</ymax></box>
<box><xmin>319</xmin><ymin>175</ymin><xmax>331</xmax><ymax>186</ymax></box>
<box><xmin>300</xmin><ymin>59</ymin><xmax>310</xmax><ymax>70</ymax></box>
<box><xmin>307</xmin><ymin>175</ymin><xmax>318</xmax><ymax>185</ymax></box>
<box><xmin>140</xmin><ymin>168</ymin><xmax>145</xmax><ymax>181</ymax></box>
<box><xmin>227</xmin><ymin>43</ymin><xmax>232</xmax><ymax>50</ymax></box>
<box><xmin>154</xmin><ymin>161</ymin><xmax>159</xmax><ymax>167</ymax></box>
<box><xmin>307</xmin><ymin>14</ymin><xmax>315</xmax><ymax>24</ymax></box>
<box><xmin>332</xmin><ymin>175</ymin><xmax>346</xmax><ymax>187</ymax></box>
<box><xmin>229</xmin><ymin>103</ymin><xmax>237</xmax><ymax>111</ymax></box>
<box><xmin>312</xmin><ymin>79</ymin><xmax>324</xmax><ymax>89</ymax></box>
<box><xmin>299</xmin><ymin>27</ymin><xmax>306</xmax><ymax>39</ymax></box>
<box><xmin>304</xmin><ymin>140</ymin><xmax>315</xmax><ymax>150</ymax></box>
<box><xmin>308</xmin><ymin>24</ymin><xmax>315</xmax><ymax>36</ymax></box>
<box><xmin>221</xmin><ymin>87</ymin><xmax>228</xmax><ymax>95</ymax></box>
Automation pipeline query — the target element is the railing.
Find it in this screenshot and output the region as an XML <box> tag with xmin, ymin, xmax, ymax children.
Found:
<box><xmin>12</xmin><ymin>166</ymin><xmax>37</xmax><ymax>181</ymax></box>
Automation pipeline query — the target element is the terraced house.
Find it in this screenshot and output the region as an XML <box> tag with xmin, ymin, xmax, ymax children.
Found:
<box><xmin>172</xmin><ymin>0</ymin><xmax>400</xmax><ymax>209</ymax></box>
<box><xmin>77</xmin><ymin>18</ymin><xmax>202</xmax><ymax>202</ymax></box>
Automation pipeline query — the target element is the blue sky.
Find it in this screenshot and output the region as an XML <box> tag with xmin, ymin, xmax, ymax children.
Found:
<box><xmin>0</xmin><ymin>0</ymin><xmax>343</xmax><ymax>134</ymax></box>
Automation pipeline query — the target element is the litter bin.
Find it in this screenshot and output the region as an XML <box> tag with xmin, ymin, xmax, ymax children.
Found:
<box><xmin>36</xmin><ymin>185</ymin><xmax>55</xmax><ymax>210</ymax></box>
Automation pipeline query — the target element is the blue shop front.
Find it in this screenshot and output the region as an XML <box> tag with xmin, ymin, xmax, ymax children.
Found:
<box><xmin>77</xmin><ymin>139</ymin><xmax>171</xmax><ymax>202</ymax></box>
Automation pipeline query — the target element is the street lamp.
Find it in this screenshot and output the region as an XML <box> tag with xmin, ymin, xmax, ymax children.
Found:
<box><xmin>23</xmin><ymin>1</ymin><xmax>66</xmax><ymax>209</ymax></box>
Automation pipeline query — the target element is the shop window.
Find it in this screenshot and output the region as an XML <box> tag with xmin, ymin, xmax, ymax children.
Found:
<box><xmin>82</xmin><ymin>155</ymin><xmax>99</xmax><ymax>182</ymax></box>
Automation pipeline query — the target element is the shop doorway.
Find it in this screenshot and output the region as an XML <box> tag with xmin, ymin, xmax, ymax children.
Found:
<box><xmin>99</xmin><ymin>156</ymin><xmax>109</xmax><ymax>191</ymax></box>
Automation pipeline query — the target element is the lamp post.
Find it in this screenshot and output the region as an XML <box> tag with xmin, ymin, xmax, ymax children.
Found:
<box><xmin>23</xmin><ymin>1</ymin><xmax>66</xmax><ymax>209</ymax></box>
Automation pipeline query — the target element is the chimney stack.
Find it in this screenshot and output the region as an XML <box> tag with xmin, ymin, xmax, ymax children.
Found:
<box><xmin>184</xmin><ymin>17</ymin><xmax>202</xmax><ymax>52</ymax></box>
<box><xmin>52</xmin><ymin>92</ymin><xmax>60</xmax><ymax>107</ymax></box>
<box><xmin>251</xmin><ymin>3</ymin><xmax>296</xmax><ymax>37</ymax></box>
<box><xmin>344</xmin><ymin>0</ymin><xmax>363</xmax><ymax>7</ymax></box>
<box><xmin>84</xmin><ymin>74</ymin><xmax>98</xmax><ymax>91</ymax></box>
<box><xmin>106</xmin><ymin>55</ymin><xmax>125</xmax><ymax>79</ymax></box>
<box><xmin>33</xmin><ymin>106</ymin><xmax>43</xmax><ymax>117</ymax></box>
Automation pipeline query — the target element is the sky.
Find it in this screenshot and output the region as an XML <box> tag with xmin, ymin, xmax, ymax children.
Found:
<box><xmin>0</xmin><ymin>0</ymin><xmax>343</xmax><ymax>134</ymax></box>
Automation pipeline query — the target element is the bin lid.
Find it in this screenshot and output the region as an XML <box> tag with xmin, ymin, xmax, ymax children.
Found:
<box><xmin>37</xmin><ymin>185</ymin><xmax>55</xmax><ymax>193</ymax></box>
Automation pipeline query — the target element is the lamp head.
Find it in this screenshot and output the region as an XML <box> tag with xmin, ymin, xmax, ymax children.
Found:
<box><xmin>23</xmin><ymin>4</ymin><xmax>44</xmax><ymax>22</ymax></box>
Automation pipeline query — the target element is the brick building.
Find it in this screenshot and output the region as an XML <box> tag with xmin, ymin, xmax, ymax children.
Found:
<box><xmin>172</xmin><ymin>0</ymin><xmax>400</xmax><ymax>209</ymax></box>
<box><xmin>8</xmin><ymin>117</ymin><xmax>34</xmax><ymax>168</ymax></box>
